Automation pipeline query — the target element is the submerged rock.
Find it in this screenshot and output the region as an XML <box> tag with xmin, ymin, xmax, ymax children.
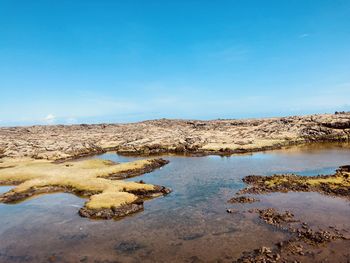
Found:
<box><xmin>234</xmin><ymin>208</ymin><xmax>347</xmax><ymax>263</ymax></box>
<box><xmin>228</xmin><ymin>196</ymin><xmax>260</xmax><ymax>204</ymax></box>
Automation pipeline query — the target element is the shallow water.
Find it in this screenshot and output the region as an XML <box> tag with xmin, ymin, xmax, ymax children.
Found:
<box><xmin>0</xmin><ymin>143</ymin><xmax>350</xmax><ymax>262</ymax></box>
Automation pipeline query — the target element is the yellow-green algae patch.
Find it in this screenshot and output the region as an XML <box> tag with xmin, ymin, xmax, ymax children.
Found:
<box><xmin>86</xmin><ymin>192</ymin><xmax>138</xmax><ymax>210</ymax></box>
<box><xmin>261</xmin><ymin>171</ymin><xmax>350</xmax><ymax>188</ymax></box>
<box><xmin>239</xmin><ymin>166</ymin><xmax>350</xmax><ymax>198</ymax></box>
<box><xmin>0</xmin><ymin>157</ymin><xmax>170</xmax><ymax>219</ymax></box>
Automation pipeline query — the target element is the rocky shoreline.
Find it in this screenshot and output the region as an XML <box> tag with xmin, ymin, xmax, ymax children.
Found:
<box><xmin>0</xmin><ymin>112</ymin><xmax>349</xmax><ymax>161</ymax></box>
<box><xmin>237</xmin><ymin>165</ymin><xmax>350</xmax><ymax>199</ymax></box>
<box><xmin>103</xmin><ymin>158</ymin><xmax>169</xmax><ymax>180</ymax></box>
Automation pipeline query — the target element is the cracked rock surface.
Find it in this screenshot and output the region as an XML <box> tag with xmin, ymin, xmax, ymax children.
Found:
<box><xmin>1</xmin><ymin>113</ymin><xmax>350</xmax><ymax>161</ymax></box>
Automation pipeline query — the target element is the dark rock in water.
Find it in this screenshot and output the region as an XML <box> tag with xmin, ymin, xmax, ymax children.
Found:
<box><xmin>228</xmin><ymin>196</ymin><xmax>259</xmax><ymax>204</ymax></box>
<box><xmin>115</xmin><ymin>241</ymin><xmax>145</xmax><ymax>254</ymax></box>
<box><xmin>238</xmin><ymin>166</ymin><xmax>350</xmax><ymax>199</ymax></box>
<box><xmin>79</xmin><ymin>202</ymin><xmax>144</xmax><ymax>220</ymax></box>
<box><xmin>182</xmin><ymin>233</ymin><xmax>204</xmax><ymax>241</ymax></box>
<box><xmin>234</xmin><ymin>208</ymin><xmax>346</xmax><ymax>263</ymax></box>
<box><xmin>258</xmin><ymin>208</ymin><xmax>296</xmax><ymax>226</ymax></box>
<box><xmin>226</xmin><ymin>208</ymin><xmax>236</xmax><ymax>213</ymax></box>
<box><xmin>79</xmin><ymin>256</ymin><xmax>88</xmax><ymax>263</ymax></box>
<box><xmin>235</xmin><ymin>245</ymin><xmax>281</xmax><ymax>263</ymax></box>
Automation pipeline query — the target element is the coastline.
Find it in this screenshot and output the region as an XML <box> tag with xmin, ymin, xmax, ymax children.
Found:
<box><xmin>1</xmin><ymin>112</ymin><xmax>349</xmax><ymax>162</ymax></box>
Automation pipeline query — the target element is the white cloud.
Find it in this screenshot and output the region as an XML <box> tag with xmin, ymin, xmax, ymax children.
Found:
<box><xmin>44</xmin><ymin>114</ymin><xmax>56</xmax><ymax>124</ymax></box>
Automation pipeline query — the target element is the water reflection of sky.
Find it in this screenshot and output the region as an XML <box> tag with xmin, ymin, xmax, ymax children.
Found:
<box><xmin>0</xmin><ymin>186</ymin><xmax>13</xmax><ymax>194</ymax></box>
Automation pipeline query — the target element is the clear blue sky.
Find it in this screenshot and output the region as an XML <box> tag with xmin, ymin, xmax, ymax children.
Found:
<box><xmin>0</xmin><ymin>0</ymin><xmax>349</xmax><ymax>126</ymax></box>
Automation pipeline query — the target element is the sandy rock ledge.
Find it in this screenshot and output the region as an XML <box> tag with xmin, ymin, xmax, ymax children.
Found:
<box><xmin>1</xmin><ymin>112</ymin><xmax>349</xmax><ymax>161</ymax></box>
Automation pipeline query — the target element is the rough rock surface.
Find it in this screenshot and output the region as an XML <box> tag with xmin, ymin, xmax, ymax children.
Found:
<box><xmin>238</xmin><ymin>165</ymin><xmax>350</xmax><ymax>199</ymax></box>
<box><xmin>1</xmin><ymin>113</ymin><xmax>350</xmax><ymax>160</ymax></box>
<box><xmin>234</xmin><ymin>208</ymin><xmax>347</xmax><ymax>263</ymax></box>
<box><xmin>228</xmin><ymin>196</ymin><xmax>260</xmax><ymax>204</ymax></box>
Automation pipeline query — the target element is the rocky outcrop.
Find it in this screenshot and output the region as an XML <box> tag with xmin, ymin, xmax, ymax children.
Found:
<box><xmin>103</xmin><ymin>159</ymin><xmax>169</xmax><ymax>180</ymax></box>
<box><xmin>237</xmin><ymin>165</ymin><xmax>350</xmax><ymax>198</ymax></box>
<box><xmin>79</xmin><ymin>201</ymin><xmax>144</xmax><ymax>220</ymax></box>
<box><xmin>0</xmin><ymin>158</ymin><xmax>171</xmax><ymax>220</ymax></box>
<box><xmin>1</xmin><ymin>112</ymin><xmax>349</xmax><ymax>160</ymax></box>
<box><xmin>228</xmin><ymin>196</ymin><xmax>259</xmax><ymax>204</ymax></box>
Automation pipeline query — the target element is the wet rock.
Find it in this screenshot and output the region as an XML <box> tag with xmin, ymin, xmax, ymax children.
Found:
<box><xmin>58</xmin><ymin>233</ymin><xmax>88</xmax><ymax>241</ymax></box>
<box><xmin>105</xmin><ymin>158</ymin><xmax>169</xmax><ymax>179</ymax></box>
<box><xmin>234</xmin><ymin>208</ymin><xmax>347</xmax><ymax>263</ymax></box>
<box><xmin>114</xmin><ymin>241</ymin><xmax>145</xmax><ymax>254</ymax></box>
<box><xmin>258</xmin><ymin>208</ymin><xmax>296</xmax><ymax>226</ymax></box>
<box><xmin>79</xmin><ymin>202</ymin><xmax>144</xmax><ymax>220</ymax></box>
<box><xmin>228</xmin><ymin>196</ymin><xmax>260</xmax><ymax>204</ymax></box>
<box><xmin>0</xmin><ymin>185</ymin><xmax>99</xmax><ymax>204</ymax></box>
<box><xmin>238</xmin><ymin>167</ymin><xmax>350</xmax><ymax>199</ymax></box>
<box><xmin>79</xmin><ymin>256</ymin><xmax>88</xmax><ymax>262</ymax></box>
<box><xmin>182</xmin><ymin>233</ymin><xmax>204</xmax><ymax>241</ymax></box>
<box><xmin>235</xmin><ymin>246</ymin><xmax>281</xmax><ymax>263</ymax></box>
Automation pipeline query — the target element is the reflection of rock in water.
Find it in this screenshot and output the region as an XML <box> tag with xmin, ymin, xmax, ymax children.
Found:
<box><xmin>181</xmin><ymin>233</ymin><xmax>205</xmax><ymax>241</ymax></box>
<box><xmin>58</xmin><ymin>233</ymin><xmax>88</xmax><ymax>241</ymax></box>
<box><xmin>212</xmin><ymin>226</ymin><xmax>238</xmax><ymax>236</ymax></box>
<box><xmin>115</xmin><ymin>241</ymin><xmax>146</xmax><ymax>254</ymax></box>
<box><xmin>0</xmin><ymin>251</ymin><xmax>33</xmax><ymax>263</ymax></box>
